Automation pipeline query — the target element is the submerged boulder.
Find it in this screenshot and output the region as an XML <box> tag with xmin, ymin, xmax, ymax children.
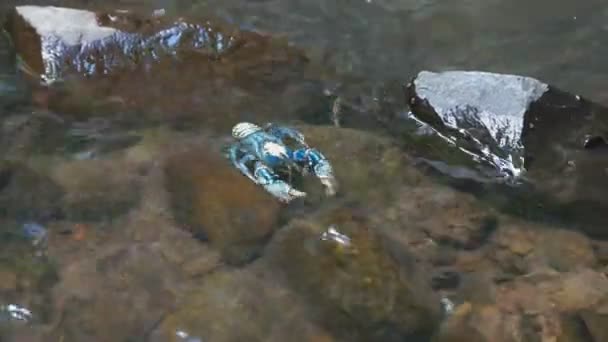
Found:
<box><xmin>434</xmin><ymin>269</ymin><xmax>608</xmax><ymax>342</ymax></box>
<box><xmin>3</xmin><ymin>5</ymin><xmax>307</xmax><ymax>84</ymax></box>
<box><xmin>164</xmin><ymin>146</ymin><xmax>281</xmax><ymax>266</ymax></box>
<box><xmin>264</xmin><ymin>204</ymin><xmax>442</xmax><ymax>341</ymax></box>
<box><xmin>156</xmin><ymin>269</ymin><xmax>329</xmax><ymax>342</ymax></box>
<box><xmin>0</xmin><ymin>161</ymin><xmax>64</xmax><ymax>221</ymax></box>
<box><xmin>2</xmin><ymin>6</ymin><xmax>322</xmax><ymax>131</ymax></box>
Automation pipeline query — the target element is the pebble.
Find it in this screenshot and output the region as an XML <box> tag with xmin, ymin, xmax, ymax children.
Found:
<box><xmin>21</xmin><ymin>222</ymin><xmax>47</xmax><ymax>246</ymax></box>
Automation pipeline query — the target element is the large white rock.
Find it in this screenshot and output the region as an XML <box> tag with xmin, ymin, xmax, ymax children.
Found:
<box><xmin>15</xmin><ymin>6</ymin><xmax>117</xmax><ymax>46</ymax></box>
<box><xmin>413</xmin><ymin>70</ymin><xmax>549</xmax><ymax>151</ymax></box>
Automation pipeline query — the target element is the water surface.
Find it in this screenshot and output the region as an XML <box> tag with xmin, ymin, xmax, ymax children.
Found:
<box><xmin>1</xmin><ymin>0</ymin><xmax>608</xmax><ymax>341</ymax></box>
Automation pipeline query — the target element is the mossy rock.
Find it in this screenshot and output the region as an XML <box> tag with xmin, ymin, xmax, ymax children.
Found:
<box><xmin>265</xmin><ymin>204</ymin><xmax>442</xmax><ymax>341</ymax></box>
<box><xmin>164</xmin><ymin>147</ymin><xmax>281</xmax><ymax>265</ymax></box>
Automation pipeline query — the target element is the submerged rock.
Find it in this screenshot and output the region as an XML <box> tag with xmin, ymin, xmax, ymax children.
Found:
<box><xmin>0</xmin><ymin>111</ymin><xmax>68</xmax><ymax>159</ymax></box>
<box><xmin>264</xmin><ymin>204</ymin><xmax>442</xmax><ymax>341</ymax></box>
<box><xmin>4</xmin><ymin>6</ymin><xmax>307</xmax><ymax>84</ymax></box>
<box><xmin>157</xmin><ymin>269</ymin><xmax>329</xmax><ymax>342</ymax></box>
<box><xmin>46</xmin><ymin>243</ymin><xmax>179</xmax><ymax>342</ymax></box>
<box><xmin>49</xmin><ymin>157</ymin><xmax>142</xmax><ymax>221</ymax></box>
<box><xmin>434</xmin><ymin>269</ymin><xmax>608</xmax><ymax>342</ymax></box>
<box><xmin>2</xmin><ymin>6</ymin><xmax>321</xmax><ymax>131</ymax></box>
<box><xmin>580</xmin><ymin>304</ymin><xmax>608</xmax><ymax>342</ymax></box>
<box><xmin>295</xmin><ymin>124</ymin><xmax>422</xmax><ymax>206</ymax></box>
<box><xmin>164</xmin><ymin>147</ymin><xmax>281</xmax><ymax>266</ymax></box>
<box><xmin>0</xmin><ymin>161</ymin><xmax>64</xmax><ymax>221</ymax></box>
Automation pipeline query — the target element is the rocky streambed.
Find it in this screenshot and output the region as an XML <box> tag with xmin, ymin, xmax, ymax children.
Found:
<box><xmin>0</xmin><ymin>4</ymin><xmax>607</xmax><ymax>342</ymax></box>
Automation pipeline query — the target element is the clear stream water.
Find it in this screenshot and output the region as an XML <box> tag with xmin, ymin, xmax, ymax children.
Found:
<box><xmin>0</xmin><ymin>0</ymin><xmax>608</xmax><ymax>341</ymax></box>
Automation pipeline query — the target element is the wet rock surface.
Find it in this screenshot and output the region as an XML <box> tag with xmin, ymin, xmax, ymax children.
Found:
<box><xmin>164</xmin><ymin>144</ymin><xmax>281</xmax><ymax>266</ymax></box>
<box><xmin>0</xmin><ymin>161</ymin><xmax>64</xmax><ymax>221</ymax></box>
<box><xmin>407</xmin><ymin>70</ymin><xmax>608</xmax><ymax>239</ymax></box>
<box><xmin>435</xmin><ymin>269</ymin><xmax>608</xmax><ymax>342</ymax></box>
<box><xmin>294</xmin><ymin>124</ymin><xmax>420</xmax><ymax>206</ymax></box>
<box><xmin>407</xmin><ymin>70</ymin><xmax>548</xmax><ymax>176</ymax></box>
<box><xmin>394</xmin><ymin>185</ymin><xmax>498</xmax><ymax>250</ymax></box>
<box><xmin>408</xmin><ymin>70</ymin><xmax>548</xmax><ymax>176</ymax></box>
<box><xmin>2</xmin><ymin>5</ymin><xmax>323</xmax><ymax>132</ymax></box>
<box><xmin>4</xmin><ymin>6</ymin><xmax>308</xmax><ymax>83</ymax></box>
<box><xmin>1</xmin><ymin>2</ymin><xmax>608</xmax><ymax>342</ymax></box>
<box><xmin>265</xmin><ymin>204</ymin><xmax>442</xmax><ymax>341</ymax></box>
<box><xmin>0</xmin><ymin>120</ymin><xmax>606</xmax><ymax>341</ymax></box>
<box><xmin>0</xmin><ymin>111</ymin><xmax>67</xmax><ymax>159</ymax></box>
<box><xmin>156</xmin><ymin>268</ymin><xmax>329</xmax><ymax>342</ymax></box>
<box><xmin>49</xmin><ymin>156</ymin><xmax>142</xmax><ymax>221</ymax></box>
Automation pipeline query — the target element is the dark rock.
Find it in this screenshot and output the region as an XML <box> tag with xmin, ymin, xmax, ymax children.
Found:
<box><xmin>164</xmin><ymin>146</ymin><xmax>281</xmax><ymax>266</ymax></box>
<box><xmin>0</xmin><ymin>161</ymin><xmax>64</xmax><ymax>221</ymax></box>
<box><xmin>407</xmin><ymin>70</ymin><xmax>608</xmax><ymax>239</ymax></box>
<box><xmin>406</xmin><ymin>70</ymin><xmax>608</xmax><ymax>176</ymax></box>
<box><xmin>431</xmin><ymin>269</ymin><xmax>461</xmax><ymax>290</ymax></box>
<box><xmin>264</xmin><ymin>204</ymin><xmax>442</xmax><ymax>341</ymax></box>
<box><xmin>406</xmin><ymin>70</ymin><xmax>548</xmax><ymax>177</ymax></box>
<box><xmin>580</xmin><ymin>305</ymin><xmax>608</xmax><ymax>342</ymax></box>
<box><xmin>0</xmin><ymin>31</ymin><xmax>29</xmax><ymax>110</ymax></box>
<box><xmin>556</xmin><ymin>315</ymin><xmax>596</xmax><ymax>342</ymax></box>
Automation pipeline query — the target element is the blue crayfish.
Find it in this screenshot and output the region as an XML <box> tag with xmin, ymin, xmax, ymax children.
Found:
<box><xmin>228</xmin><ymin>122</ymin><xmax>338</xmax><ymax>202</ymax></box>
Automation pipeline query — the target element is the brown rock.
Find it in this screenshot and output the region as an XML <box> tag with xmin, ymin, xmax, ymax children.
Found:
<box><xmin>493</xmin><ymin>225</ymin><xmax>535</xmax><ymax>256</ymax></box>
<box><xmin>164</xmin><ymin>147</ymin><xmax>281</xmax><ymax>265</ymax></box>
<box><xmin>487</xmin><ymin>222</ymin><xmax>597</xmax><ymax>279</ymax></box>
<box><xmin>157</xmin><ymin>269</ymin><xmax>329</xmax><ymax>342</ymax></box>
<box><xmin>435</xmin><ymin>269</ymin><xmax>608</xmax><ymax>341</ymax></box>
<box><xmin>548</xmin><ymin>269</ymin><xmax>608</xmax><ymax>311</ymax></box>
<box><xmin>0</xmin><ymin>267</ymin><xmax>18</xmax><ymax>292</ymax></box>
<box><xmin>296</xmin><ymin>125</ymin><xmax>424</xmax><ymax>205</ymax></box>
<box><xmin>3</xmin><ymin>6</ymin><xmax>318</xmax><ymax>131</ymax></box>
<box><xmin>581</xmin><ymin>306</ymin><xmax>608</xmax><ymax>342</ymax></box>
<box><xmin>47</xmin><ymin>243</ymin><xmax>180</xmax><ymax>341</ymax></box>
<box><xmin>396</xmin><ymin>185</ymin><xmax>498</xmax><ymax>250</ymax></box>
<box><xmin>537</xmin><ymin>229</ymin><xmax>597</xmax><ymax>272</ymax></box>
<box><xmin>435</xmin><ymin>303</ymin><xmax>591</xmax><ymax>342</ymax></box>
<box><xmin>180</xmin><ymin>246</ymin><xmax>222</xmax><ymax>277</ymax></box>
<box><xmin>4</xmin><ymin>6</ymin><xmax>307</xmax><ymax>83</ymax></box>
<box><xmin>49</xmin><ymin>157</ymin><xmax>142</xmax><ymax>221</ymax></box>
<box><xmin>265</xmin><ymin>204</ymin><xmax>442</xmax><ymax>341</ymax></box>
<box><xmin>432</xmin><ymin>303</ymin><xmax>522</xmax><ymax>342</ymax></box>
<box><xmin>0</xmin><ymin>161</ymin><xmax>64</xmax><ymax>221</ymax></box>
<box><xmin>432</xmin><ymin>302</ymin><xmax>487</xmax><ymax>342</ymax></box>
<box><xmin>0</xmin><ymin>112</ymin><xmax>67</xmax><ymax>159</ymax></box>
